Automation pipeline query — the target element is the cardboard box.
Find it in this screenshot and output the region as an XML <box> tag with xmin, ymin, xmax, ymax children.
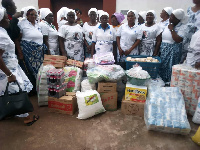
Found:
<box><xmin>100</xmin><ymin>92</ymin><xmax>118</xmax><ymax>111</ymax></box>
<box><xmin>43</xmin><ymin>60</ymin><xmax>65</xmax><ymax>68</ymax></box>
<box><xmin>66</xmin><ymin>59</ymin><xmax>83</xmax><ymax>68</ymax></box>
<box><xmin>44</xmin><ymin>54</ymin><xmax>66</xmax><ymax>63</ymax></box>
<box><xmin>98</xmin><ymin>82</ymin><xmax>117</xmax><ymax>93</ymax></box>
<box><xmin>121</xmin><ymin>97</ymin><xmax>144</xmax><ymax>117</ymax></box>
<box><xmin>125</xmin><ymin>83</ymin><xmax>147</xmax><ymax>103</ymax></box>
<box><xmin>48</xmin><ymin>93</ymin><xmax>77</xmax><ymax>115</ymax></box>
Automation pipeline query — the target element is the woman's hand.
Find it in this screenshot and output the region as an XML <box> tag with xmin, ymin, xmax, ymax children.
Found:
<box><xmin>118</xmin><ymin>47</ymin><xmax>124</xmax><ymax>56</ymax></box>
<box><xmin>124</xmin><ymin>49</ymin><xmax>131</xmax><ymax>56</ymax></box>
<box><xmin>87</xmin><ymin>45</ymin><xmax>92</xmax><ymax>52</ymax></box>
<box><xmin>195</xmin><ymin>62</ymin><xmax>200</xmax><ymax>69</ymax></box>
<box><xmin>168</xmin><ymin>23</ymin><xmax>174</xmax><ymax>31</ymax></box>
<box><xmin>7</xmin><ymin>74</ymin><xmax>17</xmax><ymax>83</ymax></box>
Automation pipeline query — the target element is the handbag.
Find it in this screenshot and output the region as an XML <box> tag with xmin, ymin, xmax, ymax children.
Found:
<box><xmin>0</xmin><ymin>81</ymin><xmax>34</xmax><ymax>120</ymax></box>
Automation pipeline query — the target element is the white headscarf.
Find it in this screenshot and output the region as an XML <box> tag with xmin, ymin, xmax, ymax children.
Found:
<box><xmin>67</xmin><ymin>9</ymin><xmax>77</xmax><ymax>20</ymax></box>
<box><xmin>0</xmin><ymin>8</ymin><xmax>5</xmax><ymax>22</ymax></box>
<box><xmin>99</xmin><ymin>11</ymin><xmax>109</xmax><ymax>19</ymax></box>
<box><xmin>172</xmin><ymin>9</ymin><xmax>189</xmax><ymax>24</ymax></box>
<box><xmin>146</xmin><ymin>10</ymin><xmax>157</xmax><ymax>22</ymax></box>
<box><xmin>127</xmin><ymin>10</ymin><xmax>139</xmax><ymax>24</ymax></box>
<box><xmin>139</xmin><ymin>11</ymin><xmax>146</xmax><ymax>21</ymax></box>
<box><xmin>40</xmin><ymin>8</ymin><xmax>52</xmax><ymax>20</ymax></box>
<box><xmin>88</xmin><ymin>8</ymin><xmax>98</xmax><ymax>16</ymax></box>
<box><xmin>23</xmin><ymin>6</ymin><xmax>37</xmax><ymax>18</ymax></box>
<box><xmin>21</xmin><ymin>7</ymin><xmax>26</xmax><ymax>12</ymax></box>
<box><xmin>57</xmin><ymin>7</ymin><xmax>68</xmax><ymax>23</ymax></box>
<box><xmin>163</xmin><ymin>7</ymin><xmax>173</xmax><ymax>16</ymax></box>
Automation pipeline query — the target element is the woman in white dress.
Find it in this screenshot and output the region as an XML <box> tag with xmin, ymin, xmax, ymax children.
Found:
<box><xmin>57</xmin><ymin>7</ymin><xmax>68</xmax><ymax>29</ymax></box>
<box><xmin>0</xmin><ymin>9</ymin><xmax>39</xmax><ymax>125</ymax></box>
<box><xmin>158</xmin><ymin>7</ymin><xmax>173</xmax><ymax>31</ymax></box>
<box><xmin>116</xmin><ymin>10</ymin><xmax>142</xmax><ymax>62</ymax></box>
<box><xmin>39</xmin><ymin>8</ymin><xmax>59</xmax><ymax>55</ymax></box>
<box><xmin>91</xmin><ymin>11</ymin><xmax>117</xmax><ymax>61</ymax></box>
<box><xmin>139</xmin><ymin>10</ymin><xmax>162</xmax><ymax>56</ymax></box>
<box><xmin>58</xmin><ymin>9</ymin><xmax>84</xmax><ymax>61</ymax></box>
<box><xmin>83</xmin><ymin>8</ymin><xmax>99</xmax><ymax>58</ymax></box>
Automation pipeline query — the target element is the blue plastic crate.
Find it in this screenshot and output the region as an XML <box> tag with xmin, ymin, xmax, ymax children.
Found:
<box><xmin>125</xmin><ymin>55</ymin><xmax>161</xmax><ymax>79</ymax></box>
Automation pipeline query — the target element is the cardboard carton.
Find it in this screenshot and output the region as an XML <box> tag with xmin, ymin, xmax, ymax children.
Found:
<box><xmin>125</xmin><ymin>83</ymin><xmax>147</xmax><ymax>103</ymax></box>
<box><xmin>98</xmin><ymin>82</ymin><xmax>117</xmax><ymax>93</ymax></box>
<box><xmin>66</xmin><ymin>59</ymin><xmax>83</xmax><ymax>69</ymax></box>
<box><xmin>48</xmin><ymin>93</ymin><xmax>77</xmax><ymax>115</ymax></box>
<box><xmin>43</xmin><ymin>60</ymin><xmax>65</xmax><ymax>68</ymax></box>
<box><xmin>100</xmin><ymin>92</ymin><xmax>118</xmax><ymax>111</ymax></box>
<box><xmin>44</xmin><ymin>54</ymin><xmax>66</xmax><ymax>63</ymax></box>
<box><xmin>121</xmin><ymin>97</ymin><xmax>144</xmax><ymax>117</ymax></box>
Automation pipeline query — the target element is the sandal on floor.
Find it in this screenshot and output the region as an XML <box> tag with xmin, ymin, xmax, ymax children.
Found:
<box><xmin>25</xmin><ymin>115</ymin><xmax>39</xmax><ymax>126</ymax></box>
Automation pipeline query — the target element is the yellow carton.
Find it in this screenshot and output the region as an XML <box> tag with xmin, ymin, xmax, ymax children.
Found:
<box><xmin>125</xmin><ymin>83</ymin><xmax>147</xmax><ymax>103</ymax></box>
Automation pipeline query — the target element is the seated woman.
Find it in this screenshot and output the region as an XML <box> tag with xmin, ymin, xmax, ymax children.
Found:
<box><xmin>16</xmin><ymin>7</ymin><xmax>47</xmax><ymax>92</ymax></box>
<box><xmin>0</xmin><ymin>8</ymin><xmax>39</xmax><ymax>126</ymax></box>
<box><xmin>139</xmin><ymin>10</ymin><xmax>162</xmax><ymax>56</ymax></box>
<box><xmin>186</xmin><ymin>14</ymin><xmax>200</xmax><ymax>69</ymax></box>
<box><xmin>83</xmin><ymin>8</ymin><xmax>99</xmax><ymax>58</ymax></box>
<box><xmin>116</xmin><ymin>10</ymin><xmax>142</xmax><ymax>62</ymax></box>
<box><xmin>160</xmin><ymin>9</ymin><xmax>188</xmax><ymax>83</ymax></box>
<box><xmin>58</xmin><ymin>9</ymin><xmax>84</xmax><ymax>61</ymax></box>
<box><xmin>158</xmin><ymin>7</ymin><xmax>173</xmax><ymax>31</ymax></box>
<box><xmin>91</xmin><ymin>11</ymin><xmax>117</xmax><ymax>61</ymax></box>
<box><xmin>39</xmin><ymin>8</ymin><xmax>59</xmax><ymax>55</ymax></box>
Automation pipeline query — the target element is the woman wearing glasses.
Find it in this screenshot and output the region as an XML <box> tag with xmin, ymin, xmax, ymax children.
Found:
<box><xmin>15</xmin><ymin>6</ymin><xmax>47</xmax><ymax>94</ymax></box>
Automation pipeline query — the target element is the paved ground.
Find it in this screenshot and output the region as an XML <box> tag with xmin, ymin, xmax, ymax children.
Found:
<box><xmin>0</xmin><ymin>96</ymin><xmax>199</xmax><ymax>150</ymax></box>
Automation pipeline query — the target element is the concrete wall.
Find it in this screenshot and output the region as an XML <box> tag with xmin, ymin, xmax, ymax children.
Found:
<box><xmin>0</xmin><ymin>0</ymin><xmax>38</xmax><ymax>11</ymax></box>
<box><xmin>0</xmin><ymin>0</ymin><xmax>194</xmax><ymax>22</ymax></box>
<box><xmin>116</xmin><ymin>0</ymin><xmax>194</xmax><ymax>22</ymax></box>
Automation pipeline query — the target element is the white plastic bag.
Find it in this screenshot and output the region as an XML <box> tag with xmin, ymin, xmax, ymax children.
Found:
<box><xmin>64</xmin><ymin>66</ymin><xmax>83</xmax><ymax>92</ymax></box>
<box><xmin>145</xmin><ymin>76</ymin><xmax>165</xmax><ymax>87</ymax></box>
<box><xmin>37</xmin><ymin>64</ymin><xmax>55</xmax><ymax>106</ymax></box>
<box><xmin>76</xmin><ymin>90</ymin><xmax>106</xmax><ymax>119</ymax></box>
<box><xmin>81</xmin><ymin>79</ymin><xmax>96</xmax><ymax>92</ymax></box>
<box><xmin>192</xmin><ymin>97</ymin><xmax>200</xmax><ymax>124</ymax></box>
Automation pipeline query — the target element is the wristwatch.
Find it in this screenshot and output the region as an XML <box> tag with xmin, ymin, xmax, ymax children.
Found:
<box><xmin>170</xmin><ymin>29</ymin><xmax>174</xmax><ymax>32</ymax></box>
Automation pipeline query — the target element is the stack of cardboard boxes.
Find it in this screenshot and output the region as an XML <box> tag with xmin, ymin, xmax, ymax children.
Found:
<box><xmin>121</xmin><ymin>83</ymin><xmax>147</xmax><ymax>117</ymax></box>
<box><xmin>48</xmin><ymin>92</ymin><xmax>78</xmax><ymax>115</ymax></box>
<box><xmin>43</xmin><ymin>55</ymin><xmax>66</xmax><ymax>68</ymax></box>
<box><xmin>97</xmin><ymin>82</ymin><xmax>118</xmax><ymax>111</ymax></box>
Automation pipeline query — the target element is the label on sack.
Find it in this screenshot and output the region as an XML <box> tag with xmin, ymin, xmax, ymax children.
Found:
<box><xmin>84</xmin><ymin>94</ymin><xmax>99</xmax><ymax>106</ymax></box>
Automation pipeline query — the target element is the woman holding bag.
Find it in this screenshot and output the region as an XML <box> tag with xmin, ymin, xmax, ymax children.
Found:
<box><xmin>0</xmin><ymin>8</ymin><xmax>39</xmax><ymax>126</ymax></box>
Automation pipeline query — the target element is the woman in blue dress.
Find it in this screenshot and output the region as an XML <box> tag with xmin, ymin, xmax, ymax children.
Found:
<box><xmin>159</xmin><ymin>9</ymin><xmax>188</xmax><ymax>84</ymax></box>
<box><xmin>181</xmin><ymin>0</ymin><xmax>200</xmax><ymax>63</ymax></box>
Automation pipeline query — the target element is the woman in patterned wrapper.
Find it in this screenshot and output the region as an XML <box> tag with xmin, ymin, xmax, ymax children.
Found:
<box><xmin>0</xmin><ymin>8</ymin><xmax>39</xmax><ymax>126</ymax></box>
<box><xmin>139</xmin><ymin>10</ymin><xmax>162</xmax><ymax>56</ymax></box>
<box><xmin>159</xmin><ymin>9</ymin><xmax>189</xmax><ymax>84</ymax></box>
<box><xmin>181</xmin><ymin>0</ymin><xmax>200</xmax><ymax>63</ymax></box>
<box><xmin>83</xmin><ymin>8</ymin><xmax>99</xmax><ymax>58</ymax></box>
<box><xmin>58</xmin><ymin>9</ymin><xmax>84</xmax><ymax>61</ymax></box>
<box><xmin>15</xmin><ymin>6</ymin><xmax>48</xmax><ymax>94</ymax></box>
